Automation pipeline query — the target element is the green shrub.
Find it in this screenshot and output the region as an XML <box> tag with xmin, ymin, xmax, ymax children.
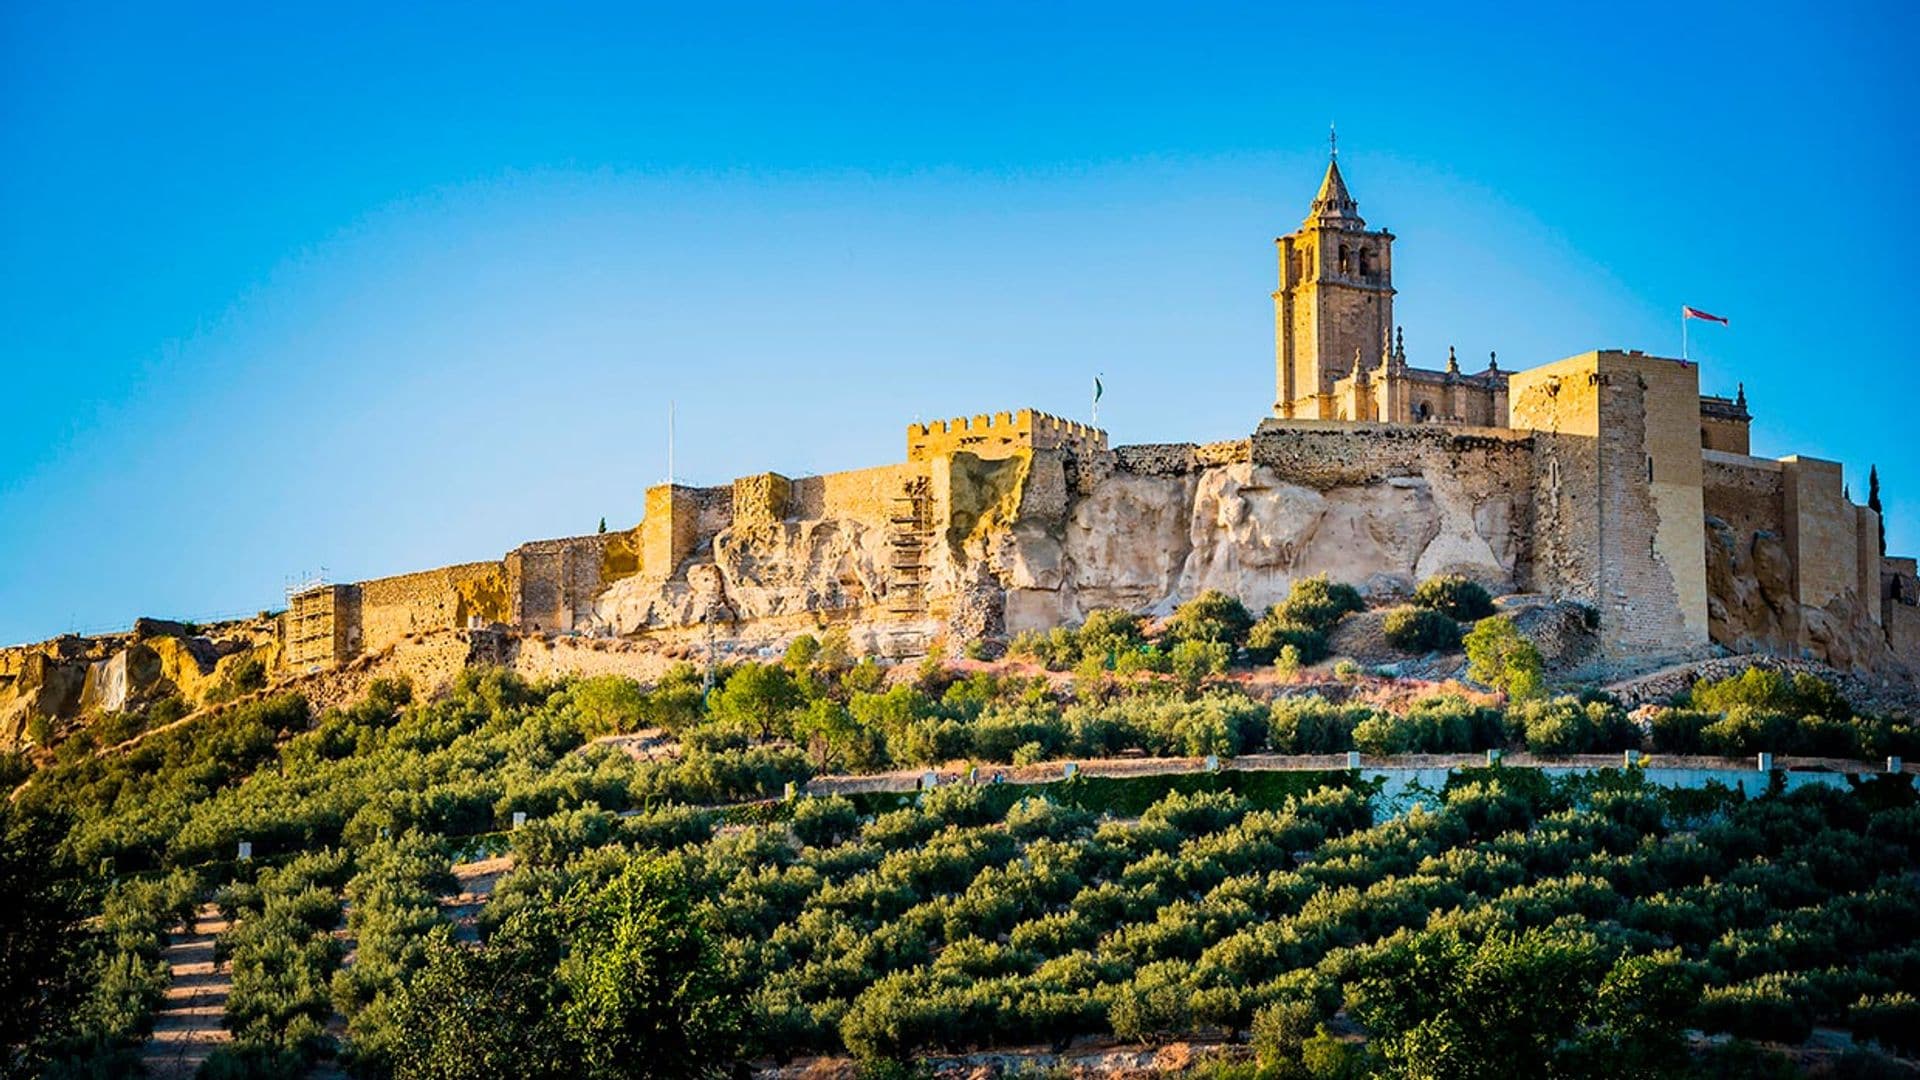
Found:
<box><xmin>1691</xmin><ymin>668</ymin><xmax>1850</xmax><ymax>722</ymax></box>
<box><xmin>1695</xmin><ymin>973</ymin><xmax>1816</xmax><ymax>1044</ymax></box>
<box><xmin>790</xmin><ymin>796</ymin><xmax>861</xmax><ymax>848</ymax></box>
<box><xmin>1276</xmin><ymin>575</ymin><xmax>1365</xmax><ymax>632</ymax></box>
<box><xmin>1508</xmin><ymin>695</ymin><xmax>1637</xmax><ymax>757</ymax></box>
<box><xmin>1274</xmin><ymin>644</ymin><xmax>1303</xmax><ymax>682</ymax></box>
<box><xmin>1851</xmin><ymin>992</ymin><xmax>1920</xmax><ymax>1055</ymax></box>
<box><xmin>1169</xmin><ymin>640</ymin><xmax>1230</xmax><ymax>693</ymax></box>
<box><xmin>1247</xmin><ymin>613</ymin><xmax>1328</xmax><ymax>665</ymax></box>
<box><xmin>1269</xmin><ymin>696</ymin><xmax>1375</xmax><ymax>754</ymax></box>
<box><xmin>1446</xmin><ymin>779</ymin><xmax>1536</xmax><ymax>838</ymax></box>
<box><xmin>207</xmin><ymin>656</ymin><xmax>269</xmax><ymax>705</ymax></box>
<box><xmin>1113</xmin><ymin>645</ymin><xmax>1172</xmax><ymax>677</ymax></box>
<box><xmin>1166</xmin><ymin>591</ymin><xmax>1255</xmax><ymax>648</ymax></box>
<box><xmin>1463</xmin><ymin>616</ymin><xmax>1544</xmax><ymax>700</ymax></box>
<box><xmin>1413</xmin><ymin>575</ymin><xmax>1496</xmax><ymax>621</ymax></box>
<box><xmin>1071</xmin><ymin>650</ymin><xmax>1112</xmax><ymax>689</ymax></box>
<box><xmin>1352</xmin><ymin>694</ymin><xmax>1505</xmax><ymax>756</ymax></box>
<box><xmin>1382</xmin><ymin>606</ymin><xmax>1461</xmax><ymax>653</ymax></box>
<box><xmin>1648</xmin><ymin>707</ymin><xmax>1713</xmax><ymax>755</ymax></box>
<box><xmin>1079</xmin><ymin>609</ymin><xmax>1145</xmax><ymax>659</ymax></box>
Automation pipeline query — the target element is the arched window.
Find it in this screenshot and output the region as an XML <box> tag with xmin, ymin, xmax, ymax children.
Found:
<box><xmin>1414</xmin><ymin>402</ymin><xmax>1431</xmax><ymax>422</ymax></box>
<box><xmin>1338</xmin><ymin>244</ymin><xmax>1350</xmax><ymax>273</ymax></box>
<box><xmin>1357</xmin><ymin>247</ymin><xmax>1371</xmax><ymax>276</ymax></box>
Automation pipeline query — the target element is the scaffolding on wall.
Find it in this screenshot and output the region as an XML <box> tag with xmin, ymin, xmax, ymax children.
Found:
<box><xmin>284</xmin><ymin>574</ymin><xmax>343</xmax><ymax>670</ymax></box>
<box><xmin>887</xmin><ymin>477</ymin><xmax>933</xmax><ymax>616</ymax></box>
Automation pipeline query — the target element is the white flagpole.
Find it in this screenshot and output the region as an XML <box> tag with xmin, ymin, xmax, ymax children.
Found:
<box><xmin>1092</xmin><ymin>376</ymin><xmax>1099</xmax><ymax>426</ymax></box>
<box><xmin>667</xmin><ymin>400</ymin><xmax>675</xmax><ymax>486</ymax></box>
<box><xmin>1682</xmin><ymin>308</ymin><xmax>1689</xmax><ymax>362</ymax></box>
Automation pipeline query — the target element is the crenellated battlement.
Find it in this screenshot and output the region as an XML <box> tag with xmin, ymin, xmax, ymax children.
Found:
<box><xmin>906</xmin><ymin>408</ymin><xmax>1108</xmax><ymax>462</ymax></box>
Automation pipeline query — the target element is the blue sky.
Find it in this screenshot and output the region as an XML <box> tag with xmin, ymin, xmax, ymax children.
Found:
<box><xmin>2</xmin><ymin>1</ymin><xmax>1915</xmax><ymax>644</ymax></box>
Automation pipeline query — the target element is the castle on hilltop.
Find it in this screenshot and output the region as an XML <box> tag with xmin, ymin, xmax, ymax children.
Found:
<box><xmin>243</xmin><ymin>155</ymin><xmax>1920</xmax><ymax>690</ymax></box>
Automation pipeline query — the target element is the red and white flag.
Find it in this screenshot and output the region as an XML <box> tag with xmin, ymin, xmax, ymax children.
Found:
<box><xmin>1683</xmin><ymin>306</ymin><xmax>1729</xmax><ymax>325</ymax></box>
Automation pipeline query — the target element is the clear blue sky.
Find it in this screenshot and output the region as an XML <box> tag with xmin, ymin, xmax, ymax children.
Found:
<box><xmin>3</xmin><ymin>1</ymin><xmax>1915</xmax><ymax>644</ymax></box>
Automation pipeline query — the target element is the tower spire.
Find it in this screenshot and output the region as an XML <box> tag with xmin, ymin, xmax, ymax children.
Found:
<box><xmin>1307</xmin><ymin>133</ymin><xmax>1361</xmax><ymax>225</ymax></box>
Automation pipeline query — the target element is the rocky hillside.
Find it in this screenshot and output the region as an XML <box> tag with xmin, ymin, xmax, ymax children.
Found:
<box><xmin>0</xmin><ymin>617</ymin><xmax>280</xmax><ymax>751</ymax></box>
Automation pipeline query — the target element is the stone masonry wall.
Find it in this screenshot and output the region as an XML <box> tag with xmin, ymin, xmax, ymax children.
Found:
<box><xmin>357</xmin><ymin>561</ymin><xmax>508</xmax><ymax>651</ymax></box>
<box><xmin>1509</xmin><ymin>352</ymin><xmax>1707</xmax><ymax>659</ymax></box>
<box><xmin>508</xmin><ymin>533</ymin><xmax>613</xmax><ymax>633</ymax></box>
<box><xmin>788</xmin><ymin>461</ymin><xmax>927</xmax><ymax>521</ymax></box>
<box><xmin>732</xmin><ymin>473</ymin><xmax>792</xmax><ymax>528</ymax></box>
<box><xmin>907</xmin><ymin>409</ymin><xmax>1106</xmax><ymax>463</ymax></box>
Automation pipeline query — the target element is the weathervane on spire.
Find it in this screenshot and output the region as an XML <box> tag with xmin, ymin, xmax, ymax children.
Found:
<box><xmin>1329</xmin><ymin>123</ymin><xmax>1338</xmax><ymax>160</ymax></box>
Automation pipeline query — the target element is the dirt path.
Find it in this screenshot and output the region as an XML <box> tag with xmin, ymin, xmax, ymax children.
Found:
<box><xmin>439</xmin><ymin>854</ymin><xmax>514</xmax><ymax>942</ymax></box>
<box><xmin>140</xmin><ymin>903</ymin><xmax>231</xmax><ymax>1078</ymax></box>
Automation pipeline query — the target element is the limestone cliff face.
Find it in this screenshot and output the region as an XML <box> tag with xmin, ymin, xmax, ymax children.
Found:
<box><xmin>1002</xmin><ymin>458</ymin><xmax>1517</xmax><ymax>631</ymax></box>
<box><xmin>592</xmin><ymin>518</ymin><xmax>894</xmax><ymax>635</ymax></box>
<box><xmin>0</xmin><ymin>619</ymin><xmax>279</xmax><ymax>751</ymax></box>
<box><xmin>590</xmin><ymin>451</ymin><xmax>1523</xmax><ymax>645</ymax></box>
<box><xmin>1705</xmin><ymin>513</ymin><xmax>1904</xmax><ymax>675</ymax></box>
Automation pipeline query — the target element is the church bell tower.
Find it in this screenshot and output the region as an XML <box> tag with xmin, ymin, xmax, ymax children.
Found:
<box><xmin>1273</xmin><ymin>143</ymin><xmax>1396</xmax><ymax>418</ymax></box>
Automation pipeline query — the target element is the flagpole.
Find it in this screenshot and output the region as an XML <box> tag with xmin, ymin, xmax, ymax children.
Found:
<box><xmin>1682</xmin><ymin>308</ymin><xmax>1689</xmax><ymax>362</ymax></box>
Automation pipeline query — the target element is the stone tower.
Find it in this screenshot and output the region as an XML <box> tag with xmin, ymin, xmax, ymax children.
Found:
<box><xmin>1273</xmin><ymin>153</ymin><xmax>1396</xmax><ymax>418</ymax></box>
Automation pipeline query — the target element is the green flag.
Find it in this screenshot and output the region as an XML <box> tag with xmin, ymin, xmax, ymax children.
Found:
<box><xmin>1094</xmin><ymin>376</ymin><xmax>1104</xmax><ymax>402</ymax></box>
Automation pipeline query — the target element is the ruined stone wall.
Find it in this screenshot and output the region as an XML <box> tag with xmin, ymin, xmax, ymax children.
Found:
<box><xmin>1700</xmin><ymin>451</ymin><xmax>1909</xmax><ymax>673</ymax></box>
<box><xmin>640</xmin><ymin>485</ymin><xmax>707</xmax><ymax>581</ymax></box>
<box><xmin>591</xmin><ymin>459</ymin><xmax>926</xmax><ymax>639</ymax></box>
<box><xmin>732</xmin><ymin>473</ymin><xmax>792</xmax><ymax>528</ymax></box>
<box><xmin>357</xmin><ymin>561</ymin><xmax>507</xmax><ymax>653</ymax></box>
<box><xmin>1782</xmin><ymin>457</ymin><xmax>1861</xmax><ymax>612</ymax></box>
<box><xmin>1702</xmin><ymin>453</ymin><xmax>1796</xmax><ymax>655</ymax></box>
<box><xmin>508</xmin><ymin>533</ymin><xmax>613</xmax><ymax>633</ymax></box>
<box><xmin>1890</xmin><ymin>601</ymin><xmax>1920</xmax><ymax>665</ymax></box>
<box><xmin>1704</xmin><ymin>453</ymin><xmax>1785</xmax><ymax>537</ymax></box>
<box><xmin>1510</xmin><ymin>352</ymin><xmax>1707</xmax><ymax>659</ymax></box>
<box><xmin>1636</xmin><ymin>354</ymin><xmax>1712</xmax><ymax>647</ymax></box>
<box><xmin>285</xmin><ymin>585</ymin><xmax>352</xmax><ymax>669</ymax></box>
<box><xmin>789</xmin><ymin>461</ymin><xmax>927</xmax><ymax>521</ymax></box>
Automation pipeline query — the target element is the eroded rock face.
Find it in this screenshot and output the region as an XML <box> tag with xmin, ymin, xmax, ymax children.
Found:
<box><xmin>0</xmin><ymin>622</ymin><xmax>277</xmax><ymax>751</ymax></box>
<box><xmin>1035</xmin><ymin>462</ymin><xmax>1513</xmax><ymax>627</ymax></box>
<box><xmin>604</xmin><ymin>457</ymin><xmax>1526</xmax><ymax>641</ymax></box>
<box><xmin>1705</xmin><ymin>516</ymin><xmax>1793</xmax><ymax>653</ymax></box>
<box><xmin>1060</xmin><ymin>470</ymin><xmax>1198</xmax><ymax>615</ymax></box>
<box><xmin>594</xmin><ymin>518</ymin><xmax>894</xmax><ymax>634</ymax></box>
<box><xmin>1700</xmin><ymin>514</ymin><xmax>1912</xmax><ymax>677</ymax></box>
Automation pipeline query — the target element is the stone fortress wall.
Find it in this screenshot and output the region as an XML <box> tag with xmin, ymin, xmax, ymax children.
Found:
<box><xmin>907</xmin><ymin>409</ymin><xmax>1107</xmax><ymax>463</ymax></box>
<box><xmin>270</xmin><ymin>358</ymin><xmax>1913</xmax><ymax>683</ymax></box>
<box><xmin>253</xmin><ymin>158</ymin><xmax>1917</xmax><ymax>684</ymax></box>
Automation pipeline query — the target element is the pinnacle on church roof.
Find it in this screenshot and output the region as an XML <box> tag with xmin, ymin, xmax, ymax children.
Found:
<box><xmin>1308</xmin><ymin>157</ymin><xmax>1363</xmax><ymax>224</ymax></box>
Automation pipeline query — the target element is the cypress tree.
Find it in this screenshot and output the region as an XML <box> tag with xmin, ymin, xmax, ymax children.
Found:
<box><xmin>1869</xmin><ymin>466</ymin><xmax>1886</xmax><ymax>556</ymax></box>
